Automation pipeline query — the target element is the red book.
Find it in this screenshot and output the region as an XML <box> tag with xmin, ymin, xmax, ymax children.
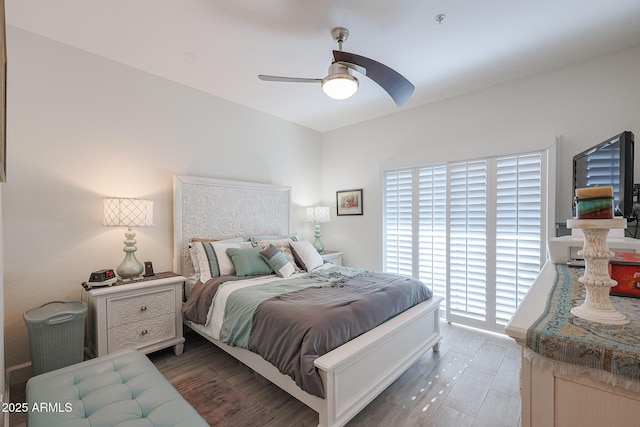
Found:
<box><xmin>609</xmin><ymin>251</ymin><xmax>640</xmax><ymax>298</ymax></box>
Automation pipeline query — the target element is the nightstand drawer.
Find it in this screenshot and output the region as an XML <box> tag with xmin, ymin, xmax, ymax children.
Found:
<box><xmin>107</xmin><ymin>288</ymin><xmax>175</xmax><ymax>328</ymax></box>
<box><xmin>108</xmin><ymin>313</ymin><xmax>175</xmax><ymax>353</ymax></box>
<box><xmin>87</xmin><ymin>273</ymin><xmax>186</xmax><ymax>357</ymax></box>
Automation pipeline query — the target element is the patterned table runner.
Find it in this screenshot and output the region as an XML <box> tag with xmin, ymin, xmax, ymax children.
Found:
<box><xmin>526</xmin><ymin>264</ymin><xmax>640</xmax><ymax>381</ymax></box>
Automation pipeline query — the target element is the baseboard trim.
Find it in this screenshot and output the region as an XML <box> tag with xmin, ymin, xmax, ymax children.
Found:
<box><xmin>6</xmin><ymin>362</ymin><xmax>31</xmax><ymax>387</ymax></box>
<box><xmin>4</xmin><ymin>362</ymin><xmax>30</xmax><ymax>427</ymax></box>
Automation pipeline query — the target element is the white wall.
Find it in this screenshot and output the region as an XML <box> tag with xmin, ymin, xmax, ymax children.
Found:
<box><xmin>3</xmin><ymin>27</ymin><xmax>322</xmax><ymax>369</ymax></box>
<box><xmin>5</xmin><ymin>25</ymin><xmax>640</xmax><ymax>371</ymax></box>
<box><xmin>321</xmin><ymin>45</ymin><xmax>640</xmax><ymax>270</ymax></box>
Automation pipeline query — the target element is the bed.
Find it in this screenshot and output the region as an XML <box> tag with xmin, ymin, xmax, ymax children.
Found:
<box><xmin>172</xmin><ymin>175</ymin><xmax>442</xmax><ymax>427</ymax></box>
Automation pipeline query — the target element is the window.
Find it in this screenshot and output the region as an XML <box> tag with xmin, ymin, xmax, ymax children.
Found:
<box><xmin>495</xmin><ymin>154</ymin><xmax>543</xmax><ymax>325</ymax></box>
<box><xmin>448</xmin><ymin>160</ymin><xmax>488</xmax><ymax>324</ymax></box>
<box><xmin>383</xmin><ymin>151</ymin><xmax>548</xmax><ymax>333</ymax></box>
<box><xmin>383</xmin><ymin>169</ymin><xmax>413</xmax><ymax>276</ymax></box>
<box><xmin>418</xmin><ymin>166</ymin><xmax>447</xmax><ymax>304</ymax></box>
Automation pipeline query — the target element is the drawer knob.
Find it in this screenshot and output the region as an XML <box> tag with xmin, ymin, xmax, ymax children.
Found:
<box><xmin>141</xmin><ymin>329</ymin><xmax>148</xmax><ymax>335</ymax></box>
<box><xmin>140</xmin><ymin>306</ymin><xmax>147</xmax><ymax>312</ymax></box>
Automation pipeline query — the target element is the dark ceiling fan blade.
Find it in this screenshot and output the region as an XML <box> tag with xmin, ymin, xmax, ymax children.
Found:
<box><xmin>333</xmin><ymin>50</ymin><xmax>414</xmax><ymax>106</ymax></box>
<box><xmin>258</xmin><ymin>75</ymin><xmax>322</xmax><ymax>83</ymax></box>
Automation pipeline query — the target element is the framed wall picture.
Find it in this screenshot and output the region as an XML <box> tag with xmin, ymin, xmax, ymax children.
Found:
<box><xmin>336</xmin><ymin>189</ymin><xmax>363</xmax><ymax>216</ymax></box>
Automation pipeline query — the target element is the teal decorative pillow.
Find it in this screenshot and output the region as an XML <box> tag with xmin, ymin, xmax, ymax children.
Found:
<box><xmin>226</xmin><ymin>247</ymin><xmax>274</xmax><ymax>277</ymax></box>
<box><xmin>260</xmin><ymin>244</ymin><xmax>295</xmax><ymax>278</ymax></box>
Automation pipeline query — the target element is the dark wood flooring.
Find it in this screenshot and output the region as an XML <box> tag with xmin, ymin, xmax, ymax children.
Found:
<box><xmin>10</xmin><ymin>321</ymin><xmax>522</xmax><ymax>427</ymax></box>
<box><xmin>151</xmin><ymin>321</ymin><xmax>522</xmax><ymax>427</ymax></box>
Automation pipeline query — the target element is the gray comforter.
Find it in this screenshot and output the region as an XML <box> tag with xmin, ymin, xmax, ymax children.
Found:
<box><xmin>183</xmin><ymin>265</ymin><xmax>433</xmax><ymax>398</ymax></box>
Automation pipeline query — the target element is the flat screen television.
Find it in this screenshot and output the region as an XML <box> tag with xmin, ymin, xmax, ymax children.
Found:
<box><xmin>572</xmin><ymin>131</ymin><xmax>635</xmax><ymax>218</ymax></box>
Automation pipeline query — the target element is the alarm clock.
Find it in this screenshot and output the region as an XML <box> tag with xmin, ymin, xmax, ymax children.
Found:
<box><xmin>82</xmin><ymin>269</ymin><xmax>117</xmax><ymax>289</ymax></box>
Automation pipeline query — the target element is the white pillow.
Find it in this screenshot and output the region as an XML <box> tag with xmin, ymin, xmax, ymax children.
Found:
<box><xmin>290</xmin><ymin>240</ymin><xmax>324</xmax><ymax>272</ymax></box>
<box><xmin>188</xmin><ymin>237</ymin><xmax>246</xmax><ymax>279</ymax></box>
<box><xmin>190</xmin><ymin>241</ymin><xmax>251</xmax><ymax>281</ymax></box>
<box><xmin>213</xmin><ymin>242</ymin><xmax>252</xmax><ymax>276</ymax></box>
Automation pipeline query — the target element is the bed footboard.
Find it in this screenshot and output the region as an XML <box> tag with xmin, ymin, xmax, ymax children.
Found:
<box><xmin>187</xmin><ymin>296</ymin><xmax>441</xmax><ymax>427</ymax></box>
<box><xmin>315</xmin><ymin>296</ymin><xmax>442</xmax><ymax>427</ymax></box>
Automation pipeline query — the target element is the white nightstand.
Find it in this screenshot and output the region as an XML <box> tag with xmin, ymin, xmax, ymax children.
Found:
<box><xmin>321</xmin><ymin>251</ymin><xmax>343</xmax><ymax>266</ymax></box>
<box><xmin>86</xmin><ymin>272</ymin><xmax>185</xmax><ymax>358</ymax></box>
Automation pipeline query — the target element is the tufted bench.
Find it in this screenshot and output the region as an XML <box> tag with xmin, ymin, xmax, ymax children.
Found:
<box><xmin>26</xmin><ymin>348</ymin><xmax>208</xmax><ymax>427</ymax></box>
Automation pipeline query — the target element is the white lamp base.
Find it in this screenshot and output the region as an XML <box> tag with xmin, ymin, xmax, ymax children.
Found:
<box><xmin>313</xmin><ymin>224</ymin><xmax>325</xmax><ymax>254</ymax></box>
<box><xmin>117</xmin><ymin>227</ymin><xmax>144</xmax><ymax>280</ymax></box>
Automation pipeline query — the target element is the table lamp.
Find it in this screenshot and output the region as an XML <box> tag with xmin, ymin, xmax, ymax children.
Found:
<box><xmin>103</xmin><ymin>197</ymin><xmax>153</xmax><ymax>279</ymax></box>
<box><xmin>306</xmin><ymin>206</ymin><xmax>330</xmax><ymax>253</ymax></box>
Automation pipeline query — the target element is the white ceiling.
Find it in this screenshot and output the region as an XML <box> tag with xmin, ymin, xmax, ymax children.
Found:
<box><xmin>7</xmin><ymin>0</ymin><xmax>640</xmax><ymax>132</ymax></box>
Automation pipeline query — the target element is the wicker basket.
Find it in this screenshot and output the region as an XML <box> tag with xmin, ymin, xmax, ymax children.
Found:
<box><xmin>23</xmin><ymin>301</ymin><xmax>87</xmax><ymax>375</ymax></box>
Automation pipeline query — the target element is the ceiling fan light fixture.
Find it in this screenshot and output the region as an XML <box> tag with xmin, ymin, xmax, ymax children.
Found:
<box><xmin>258</xmin><ymin>27</ymin><xmax>413</xmax><ymax>106</ymax></box>
<box><xmin>322</xmin><ymin>74</ymin><xmax>358</xmax><ymax>100</ymax></box>
<box><xmin>322</xmin><ymin>63</ymin><xmax>358</xmax><ymax>100</ymax></box>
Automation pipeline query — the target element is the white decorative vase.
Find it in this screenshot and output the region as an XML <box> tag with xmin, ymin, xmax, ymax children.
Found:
<box><xmin>566</xmin><ymin>218</ymin><xmax>629</xmax><ymax>325</ymax></box>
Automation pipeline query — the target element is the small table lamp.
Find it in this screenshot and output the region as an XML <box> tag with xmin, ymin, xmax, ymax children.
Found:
<box><xmin>103</xmin><ymin>197</ymin><xmax>153</xmax><ymax>279</ymax></box>
<box><xmin>306</xmin><ymin>206</ymin><xmax>330</xmax><ymax>253</ymax></box>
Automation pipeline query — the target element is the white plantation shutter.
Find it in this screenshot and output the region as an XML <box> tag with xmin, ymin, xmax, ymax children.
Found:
<box><xmin>383</xmin><ymin>169</ymin><xmax>413</xmax><ymax>276</ymax></box>
<box><xmin>448</xmin><ymin>161</ymin><xmax>488</xmax><ymax>322</ymax></box>
<box><xmin>418</xmin><ymin>165</ymin><xmax>448</xmax><ymax>299</ymax></box>
<box><xmin>495</xmin><ymin>154</ymin><xmax>543</xmax><ymax>325</ymax></box>
<box><xmin>382</xmin><ymin>149</ymin><xmax>547</xmax><ymax>332</ymax></box>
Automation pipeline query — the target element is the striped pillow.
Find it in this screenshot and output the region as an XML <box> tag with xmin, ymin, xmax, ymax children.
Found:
<box><xmin>190</xmin><ymin>241</ymin><xmax>251</xmax><ymax>281</ymax></box>
<box><xmin>254</xmin><ymin>239</ymin><xmax>300</xmax><ymax>271</ymax></box>
<box><xmin>260</xmin><ymin>244</ymin><xmax>295</xmax><ymax>278</ymax></box>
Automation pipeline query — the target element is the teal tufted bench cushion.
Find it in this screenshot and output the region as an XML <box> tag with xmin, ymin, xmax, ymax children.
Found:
<box><xmin>26</xmin><ymin>348</ymin><xmax>208</xmax><ymax>427</ymax></box>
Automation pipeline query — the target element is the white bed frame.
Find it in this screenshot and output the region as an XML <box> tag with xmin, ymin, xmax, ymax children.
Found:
<box><xmin>173</xmin><ymin>175</ymin><xmax>442</xmax><ymax>427</ymax></box>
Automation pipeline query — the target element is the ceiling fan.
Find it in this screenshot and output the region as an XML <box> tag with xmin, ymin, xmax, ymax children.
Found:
<box><xmin>258</xmin><ymin>27</ymin><xmax>415</xmax><ymax>106</ymax></box>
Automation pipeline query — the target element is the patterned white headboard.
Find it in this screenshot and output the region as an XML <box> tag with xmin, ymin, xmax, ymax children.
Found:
<box><xmin>173</xmin><ymin>175</ymin><xmax>291</xmax><ymax>276</ymax></box>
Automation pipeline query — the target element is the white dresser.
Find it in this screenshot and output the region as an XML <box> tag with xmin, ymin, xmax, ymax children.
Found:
<box><xmin>506</xmin><ymin>261</ymin><xmax>640</xmax><ymax>427</ymax></box>
<box><xmin>86</xmin><ymin>272</ymin><xmax>186</xmax><ymax>357</ymax></box>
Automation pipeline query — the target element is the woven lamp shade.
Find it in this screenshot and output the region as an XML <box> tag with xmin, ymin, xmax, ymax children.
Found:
<box><xmin>306</xmin><ymin>206</ymin><xmax>330</xmax><ymax>223</ymax></box>
<box><xmin>103</xmin><ymin>198</ymin><xmax>153</xmax><ymax>227</ymax></box>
